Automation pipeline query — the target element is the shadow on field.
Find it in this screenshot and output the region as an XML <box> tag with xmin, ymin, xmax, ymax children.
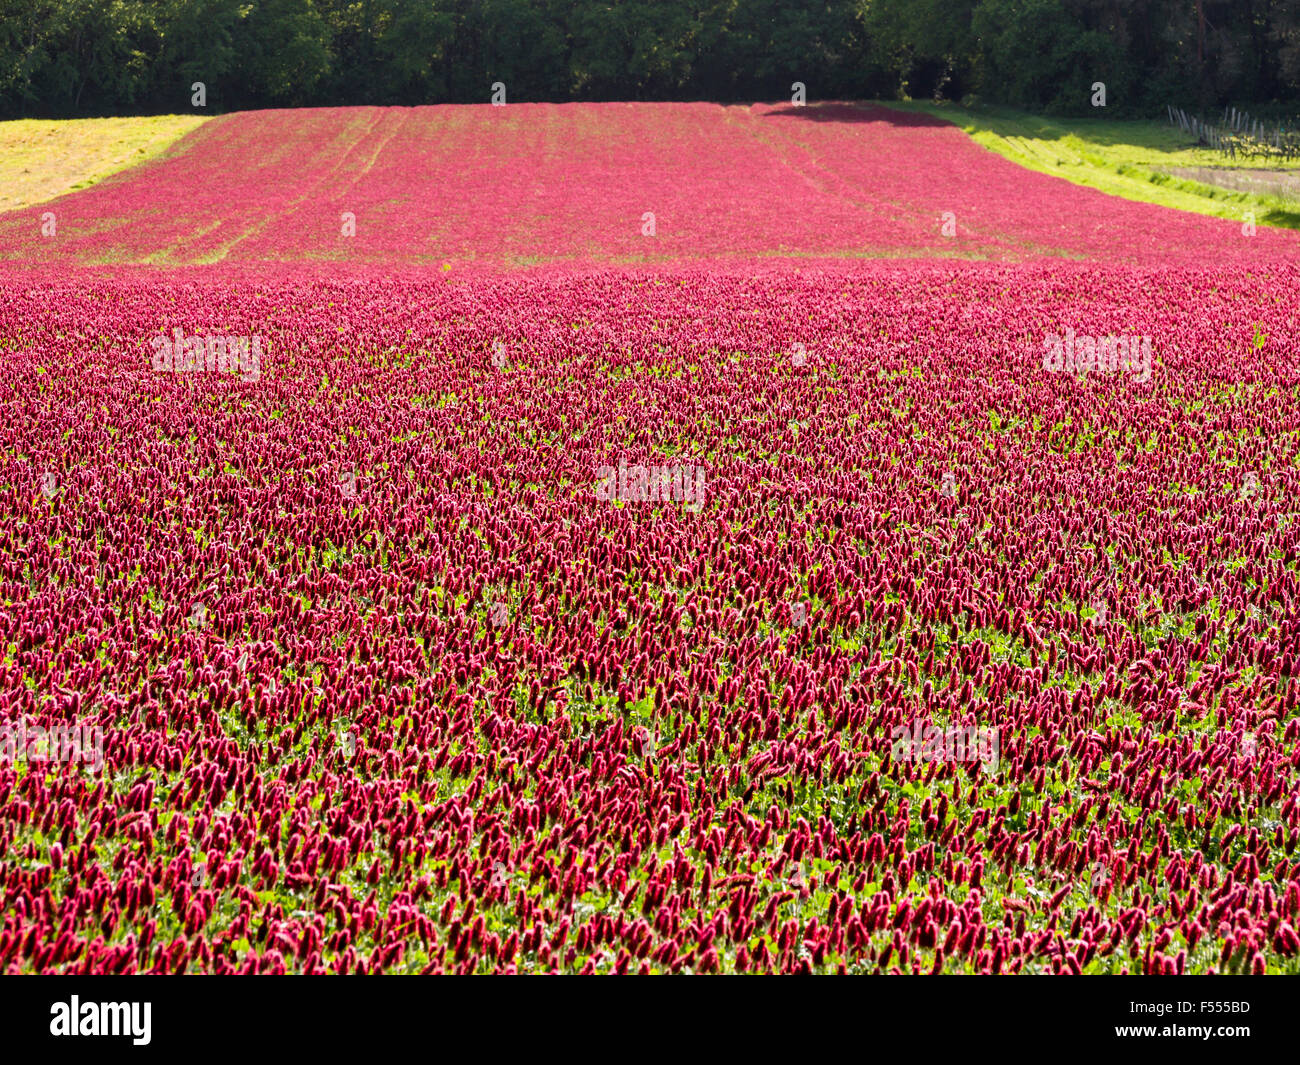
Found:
<box><xmin>762</xmin><ymin>102</ymin><xmax>952</xmax><ymax>126</ymax></box>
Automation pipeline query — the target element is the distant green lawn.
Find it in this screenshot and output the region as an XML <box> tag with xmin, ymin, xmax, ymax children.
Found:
<box><xmin>886</xmin><ymin>101</ymin><xmax>1300</xmax><ymax>229</ymax></box>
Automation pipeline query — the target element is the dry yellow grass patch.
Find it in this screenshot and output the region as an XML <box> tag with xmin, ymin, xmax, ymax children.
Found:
<box><xmin>0</xmin><ymin>114</ymin><xmax>207</xmax><ymax>212</ymax></box>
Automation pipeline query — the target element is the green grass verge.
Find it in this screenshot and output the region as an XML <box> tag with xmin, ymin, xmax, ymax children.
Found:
<box><xmin>884</xmin><ymin>101</ymin><xmax>1300</xmax><ymax>230</ymax></box>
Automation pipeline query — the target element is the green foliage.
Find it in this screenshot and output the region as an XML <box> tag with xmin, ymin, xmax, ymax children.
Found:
<box><xmin>4</xmin><ymin>0</ymin><xmax>1300</xmax><ymax>117</ymax></box>
<box><xmin>970</xmin><ymin>0</ymin><xmax>1121</xmax><ymax>114</ymax></box>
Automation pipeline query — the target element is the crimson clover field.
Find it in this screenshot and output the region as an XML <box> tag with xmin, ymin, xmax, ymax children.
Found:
<box><xmin>2</xmin><ymin>101</ymin><xmax>1300</xmax><ymax>975</ymax></box>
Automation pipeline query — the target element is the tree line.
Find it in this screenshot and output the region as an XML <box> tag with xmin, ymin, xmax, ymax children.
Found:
<box><xmin>3</xmin><ymin>1</ymin><xmax>1299</xmax><ymax>119</ymax></box>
